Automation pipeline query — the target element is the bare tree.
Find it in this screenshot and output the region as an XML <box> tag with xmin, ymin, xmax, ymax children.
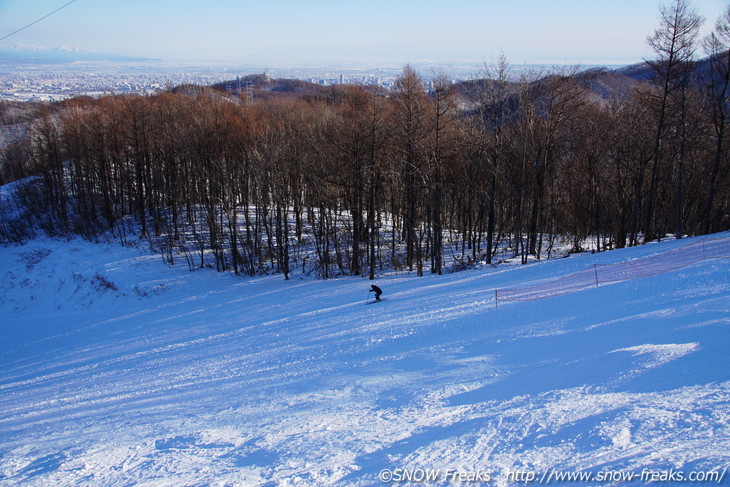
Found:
<box><xmin>644</xmin><ymin>0</ymin><xmax>703</xmax><ymax>241</ymax></box>
<box><xmin>428</xmin><ymin>72</ymin><xmax>458</xmax><ymax>275</ymax></box>
<box><xmin>391</xmin><ymin>65</ymin><xmax>428</xmax><ymax>274</ymax></box>
<box><xmin>702</xmin><ymin>6</ymin><xmax>730</xmax><ymax>234</ymax></box>
<box><xmin>470</xmin><ymin>53</ymin><xmax>512</xmax><ymax>264</ymax></box>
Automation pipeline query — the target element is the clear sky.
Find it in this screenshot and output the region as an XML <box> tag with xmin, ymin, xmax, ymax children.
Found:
<box><xmin>0</xmin><ymin>0</ymin><xmax>727</xmax><ymax>66</ymax></box>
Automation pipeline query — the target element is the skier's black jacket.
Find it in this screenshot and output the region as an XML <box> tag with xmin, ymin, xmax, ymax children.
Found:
<box><xmin>369</xmin><ymin>285</ymin><xmax>382</xmax><ymax>300</ymax></box>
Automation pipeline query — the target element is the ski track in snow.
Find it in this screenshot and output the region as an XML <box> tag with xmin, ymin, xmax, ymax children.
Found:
<box><xmin>1</xmin><ymin>235</ymin><xmax>729</xmax><ymax>486</ymax></box>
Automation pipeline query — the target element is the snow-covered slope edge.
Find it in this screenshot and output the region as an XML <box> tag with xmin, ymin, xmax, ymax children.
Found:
<box><xmin>1</xmin><ymin>234</ymin><xmax>729</xmax><ymax>486</ymax></box>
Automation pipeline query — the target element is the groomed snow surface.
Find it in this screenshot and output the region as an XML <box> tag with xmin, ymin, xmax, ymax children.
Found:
<box><xmin>1</xmin><ymin>233</ymin><xmax>729</xmax><ymax>486</ymax></box>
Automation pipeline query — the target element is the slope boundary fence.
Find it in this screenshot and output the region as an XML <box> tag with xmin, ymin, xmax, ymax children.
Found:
<box><xmin>495</xmin><ymin>237</ymin><xmax>730</xmax><ymax>306</ymax></box>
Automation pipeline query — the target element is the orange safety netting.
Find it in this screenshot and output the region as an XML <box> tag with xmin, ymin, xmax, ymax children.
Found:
<box><xmin>495</xmin><ymin>237</ymin><xmax>730</xmax><ymax>304</ymax></box>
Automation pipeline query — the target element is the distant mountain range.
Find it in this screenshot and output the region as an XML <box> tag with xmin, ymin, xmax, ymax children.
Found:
<box><xmin>0</xmin><ymin>44</ymin><xmax>158</xmax><ymax>65</ymax></box>
<box><xmin>207</xmin><ymin>56</ymin><xmax>724</xmax><ymax>107</ymax></box>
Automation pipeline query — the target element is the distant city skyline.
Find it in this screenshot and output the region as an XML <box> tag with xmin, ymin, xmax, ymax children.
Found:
<box><xmin>0</xmin><ymin>0</ymin><xmax>728</xmax><ymax>67</ymax></box>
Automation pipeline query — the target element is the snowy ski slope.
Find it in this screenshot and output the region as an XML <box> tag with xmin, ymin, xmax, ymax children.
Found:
<box><xmin>1</xmin><ymin>233</ymin><xmax>729</xmax><ymax>486</ymax></box>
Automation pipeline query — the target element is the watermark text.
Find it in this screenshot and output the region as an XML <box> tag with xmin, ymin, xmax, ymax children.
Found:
<box><xmin>377</xmin><ymin>466</ymin><xmax>728</xmax><ymax>484</ymax></box>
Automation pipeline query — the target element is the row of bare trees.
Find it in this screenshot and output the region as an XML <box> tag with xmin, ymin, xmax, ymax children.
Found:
<box><xmin>4</xmin><ymin>1</ymin><xmax>729</xmax><ymax>280</ymax></box>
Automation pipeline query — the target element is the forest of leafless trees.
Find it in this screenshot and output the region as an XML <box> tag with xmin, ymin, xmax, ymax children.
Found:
<box><xmin>1</xmin><ymin>1</ymin><xmax>728</xmax><ymax>280</ymax></box>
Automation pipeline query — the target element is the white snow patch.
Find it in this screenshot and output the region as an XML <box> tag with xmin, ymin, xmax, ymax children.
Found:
<box><xmin>612</xmin><ymin>342</ymin><xmax>700</xmax><ymax>368</ymax></box>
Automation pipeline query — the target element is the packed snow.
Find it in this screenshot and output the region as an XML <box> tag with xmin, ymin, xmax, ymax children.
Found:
<box><xmin>1</xmin><ymin>232</ymin><xmax>729</xmax><ymax>486</ymax></box>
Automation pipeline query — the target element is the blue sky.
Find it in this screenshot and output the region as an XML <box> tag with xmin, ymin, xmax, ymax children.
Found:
<box><xmin>0</xmin><ymin>0</ymin><xmax>727</xmax><ymax>66</ymax></box>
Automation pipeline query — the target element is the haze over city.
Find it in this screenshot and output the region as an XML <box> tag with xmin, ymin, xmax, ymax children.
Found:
<box><xmin>1</xmin><ymin>0</ymin><xmax>728</xmax><ymax>67</ymax></box>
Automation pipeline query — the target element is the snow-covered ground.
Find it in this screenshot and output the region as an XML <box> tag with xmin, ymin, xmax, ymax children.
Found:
<box><xmin>1</xmin><ymin>233</ymin><xmax>729</xmax><ymax>486</ymax></box>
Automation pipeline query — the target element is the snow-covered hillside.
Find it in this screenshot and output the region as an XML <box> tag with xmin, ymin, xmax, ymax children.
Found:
<box><xmin>1</xmin><ymin>234</ymin><xmax>729</xmax><ymax>486</ymax></box>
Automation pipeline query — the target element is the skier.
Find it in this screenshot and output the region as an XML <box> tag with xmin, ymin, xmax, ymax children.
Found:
<box><xmin>369</xmin><ymin>284</ymin><xmax>383</xmax><ymax>302</ymax></box>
